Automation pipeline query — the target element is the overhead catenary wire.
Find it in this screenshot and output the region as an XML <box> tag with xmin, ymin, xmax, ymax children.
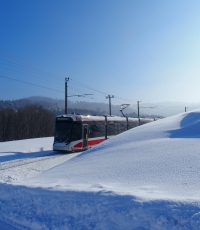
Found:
<box><xmin>0</xmin><ymin>50</ymin><xmax>109</xmax><ymax>98</ymax></box>
<box><xmin>0</xmin><ymin>62</ymin><xmax>97</xmax><ymax>96</ymax></box>
<box><xmin>0</xmin><ymin>65</ymin><xmax>63</xmax><ymax>85</ymax></box>
<box><xmin>0</xmin><ymin>50</ymin><xmax>64</xmax><ymax>81</ymax></box>
<box><xmin>0</xmin><ymin>74</ymin><xmax>191</xmax><ymax>111</ymax></box>
<box><xmin>0</xmin><ymin>75</ymin><xmax>65</xmax><ymax>94</ymax></box>
<box><xmin>0</xmin><ymin>53</ymin><xmax>93</xmax><ymax>97</ymax></box>
<box><xmin>0</xmin><ymin>50</ymin><xmax>139</xmax><ymax>104</ymax></box>
<box><xmin>0</xmin><ymin>59</ymin><xmax>63</xmax><ymax>83</ymax></box>
<box><xmin>0</xmin><ymin>75</ymin><xmax>109</xmax><ymax>103</ymax></box>
<box><xmin>1</xmin><ymin>50</ymin><xmax>192</xmax><ymax>110</ymax></box>
<box><xmin>0</xmin><ymin>50</ymin><xmax>141</xmax><ymax>104</ymax></box>
<box><xmin>69</xmin><ymin>77</ymin><xmax>139</xmax><ymax>103</ymax></box>
<box><xmin>140</xmin><ymin>101</ymin><xmax>195</xmax><ymax>110</ymax></box>
<box><xmin>69</xmin><ymin>77</ymin><xmax>108</xmax><ymax>96</ymax></box>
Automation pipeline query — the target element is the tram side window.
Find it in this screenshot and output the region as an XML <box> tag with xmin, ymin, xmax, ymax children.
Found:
<box><xmin>128</xmin><ymin>122</ymin><xmax>137</xmax><ymax>129</ymax></box>
<box><xmin>71</xmin><ymin>123</ymin><xmax>82</xmax><ymax>141</ymax></box>
<box><xmin>89</xmin><ymin>122</ymin><xmax>104</xmax><ymax>138</ymax></box>
<box><xmin>115</xmin><ymin>123</ymin><xmax>120</xmax><ymax>134</ymax></box>
<box><xmin>107</xmin><ymin>122</ymin><xmax>115</xmax><ymax>136</ymax></box>
<box><xmin>120</xmin><ymin>122</ymin><xmax>127</xmax><ymax>133</ymax></box>
<box><xmin>101</xmin><ymin>123</ymin><xmax>105</xmax><ymax>136</ymax></box>
<box><xmin>128</xmin><ymin>123</ymin><xmax>133</xmax><ymax>129</ymax></box>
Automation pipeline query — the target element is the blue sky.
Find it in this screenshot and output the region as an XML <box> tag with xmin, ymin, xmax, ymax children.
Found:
<box><xmin>1</xmin><ymin>0</ymin><xmax>200</xmax><ymax>107</ymax></box>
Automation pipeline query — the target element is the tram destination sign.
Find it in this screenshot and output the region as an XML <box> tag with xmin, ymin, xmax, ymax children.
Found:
<box><xmin>57</xmin><ymin>117</ymin><xmax>72</xmax><ymax>121</ymax></box>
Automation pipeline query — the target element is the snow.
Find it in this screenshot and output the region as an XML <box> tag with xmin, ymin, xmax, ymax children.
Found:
<box><xmin>1</xmin><ymin>110</ymin><xmax>200</xmax><ymax>229</ymax></box>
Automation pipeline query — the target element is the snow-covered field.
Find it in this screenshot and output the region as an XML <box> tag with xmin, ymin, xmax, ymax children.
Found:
<box><xmin>1</xmin><ymin>110</ymin><xmax>200</xmax><ymax>229</ymax></box>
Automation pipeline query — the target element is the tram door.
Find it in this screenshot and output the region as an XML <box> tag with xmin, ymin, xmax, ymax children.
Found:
<box><xmin>83</xmin><ymin>124</ymin><xmax>88</xmax><ymax>149</ymax></box>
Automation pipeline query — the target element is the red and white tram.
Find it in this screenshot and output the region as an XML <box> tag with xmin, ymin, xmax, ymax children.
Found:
<box><xmin>53</xmin><ymin>114</ymin><xmax>154</xmax><ymax>152</ymax></box>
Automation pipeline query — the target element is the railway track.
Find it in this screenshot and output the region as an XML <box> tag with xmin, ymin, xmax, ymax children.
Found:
<box><xmin>0</xmin><ymin>153</ymin><xmax>65</xmax><ymax>171</ymax></box>
<box><xmin>0</xmin><ymin>151</ymin><xmax>82</xmax><ymax>182</ymax></box>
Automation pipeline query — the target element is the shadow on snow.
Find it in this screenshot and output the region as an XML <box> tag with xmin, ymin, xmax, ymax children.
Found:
<box><xmin>168</xmin><ymin>112</ymin><xmax>200</xmax><ymax>138</ymax></box>
<box><xmin>0</xmin><ymin>150</ymin><xmax>57</xmax><ymax>163</ymax></box>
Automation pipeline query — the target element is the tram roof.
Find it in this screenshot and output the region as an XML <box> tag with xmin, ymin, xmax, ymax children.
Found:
<box><xmin>57</xmin><ymin>114</ymin><xmax>126</xmax><ymax>122</ymax></box>
<box><xmin>56</xmin><ymin>114</ymin><xmax>154</xmax><ymax>122</ymax></box>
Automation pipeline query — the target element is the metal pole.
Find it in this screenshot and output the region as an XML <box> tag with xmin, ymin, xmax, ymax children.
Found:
<box><xmin>109</xmin><ymin>96</ymin><xmax>111</xmax><ymax>116</ymax></box>
<box><xmin>105</xmin><ymin>116</ymin><xmax>107</xmax><ymax>140</ymax></box>
<box><xmin>137</xmin><ymin>101</ymin><xmax>140</xmax><ymax>126</ymax></box>
<box><xmin>106</xmin><ymin>95</ymin><xmax>114</xmax><ymax>116</ymax></box>
<box><xmin>65</xmin><ymin>78</ymin><xmax>69</xmax><ymax>114</ymax></box>
<box><xmin>126</xmin><ymin>117</ymin><xmax>128</xmax><ymax>130</ymax></box>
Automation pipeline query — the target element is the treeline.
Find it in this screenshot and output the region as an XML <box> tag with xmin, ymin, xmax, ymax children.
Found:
<box><xmin>0</xmin><ymin>105</ymin><xmax>55</xmax><ymax>142</ymax></box>
<box><xmin>0</xmin><ymin>97</ymin><xmax>63</xmax><ymax>114</ymax></box>
<box><xmin>0</xmin><ymin>97</ymin><xmax>108</xmax><ymax>116</ymax></box>
<box><xmin>0</xmin><ymin>103</ymin><xmax>163</xmax><ymax>142</ymax></box>
<box><xmin>0</xmin><ymin>96</ymin><xmax>162</xmax><ymax>118</ymax></box>
<box><xmin>0</xmin><ymin>105</ymin><xmax>109</xmax><ymax>142</ymax></box>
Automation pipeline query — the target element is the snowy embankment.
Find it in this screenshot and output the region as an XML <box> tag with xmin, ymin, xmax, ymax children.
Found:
<box><xmin>1</xmin><ymin>111</ymin><xmax>200</xmax><ymax>229</ymax></box>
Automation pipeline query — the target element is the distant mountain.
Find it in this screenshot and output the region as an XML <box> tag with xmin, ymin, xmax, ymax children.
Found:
<box><xmin>0</xmin><ymin>96</ymin><xmax>163</xmax><ymax>118</ymax></box>
<box><xmin>0</xmin><ymin>96</ymin><xmax>63</xmax><ymax>114</ymax></box>
<box><xmin>0</xmin><ymin>96</ymin><xmax>132</xmax><ymax>116</ymax></box>
<box><xmin>139</xmin><ymin>101</ymin><xmax>200</xmax><ymax>117</ymax></box>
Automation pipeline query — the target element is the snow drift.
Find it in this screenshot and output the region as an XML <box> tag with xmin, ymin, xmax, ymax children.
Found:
<box><xmin>1</xmin><ymin>110</ymin><xmax>200</xmax><ymax>229</ymax></box>
<box><xmin>20</xmin><ymin>111</ymin><xmax>200</xmax><ymax>201</ymax></box>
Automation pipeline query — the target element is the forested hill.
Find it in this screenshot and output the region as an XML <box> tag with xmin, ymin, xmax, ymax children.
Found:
<box><xmin>0</xmin><ymin>97</ymin><xmax>63</xmax><ymax>113</ymax></box>
<box><xmin>0</xmin><ymin>96</ymin><xmax>131</xmax><ymax>116</ymax></box>
<box><xmin>0</xmin><ymin>96</ymin><xmax>111</xmax><ymax>116</ymax></box>
<box><xmin>0</xmin><ymin>97</ymin><xmax>162</xmax><ymax>142</ymax></box>
<box><xmin>0</xmin><ymin>96</ymin><xmax>161</xmax><ymax>118</ymax></box>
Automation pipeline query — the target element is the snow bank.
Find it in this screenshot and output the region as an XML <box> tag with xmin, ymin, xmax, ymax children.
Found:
<box><xmin>0</xmin><ymin>137</ymin><xmax>54</xmax><ymax>162</ymax></box>
<box><xmin>20</xmin><ymin>111</ymin><xmax>200</xmax><ymax>201</ymax></box>
<box><xmin>1</xmin><ymin>110</ymin><xmax>200</xmax><ymax>229</ymax></box>
<box><xmin>1</xmin><ymin>183</ymin><xmax>200</xmax><ymax>230</ymax></box>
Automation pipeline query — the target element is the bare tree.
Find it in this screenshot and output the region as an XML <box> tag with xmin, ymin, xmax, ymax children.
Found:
<box><xmin>0</xmin><ymin>105</ymin><xmax>54</xmax><ymax>142</ymax></box>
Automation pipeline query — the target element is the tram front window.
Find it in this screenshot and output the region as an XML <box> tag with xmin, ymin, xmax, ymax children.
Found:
<box><xmin>71</xmin><ymin>123</ymin><xmax>82</xmax><ymax>141</ymax></box>
<box><xmin>55</xmin><ymin>121</ymin><xmax>72</xmax><ymax>142</ymax></box>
